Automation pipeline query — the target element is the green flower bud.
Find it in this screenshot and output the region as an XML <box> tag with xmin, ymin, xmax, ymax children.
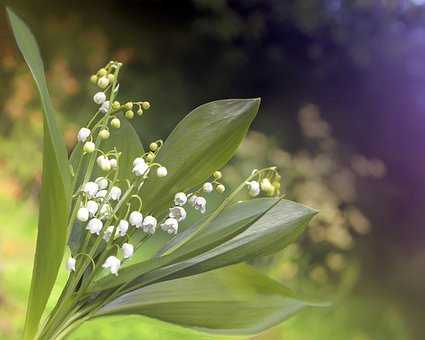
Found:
<box><xmin>273</xmin><ymin>181</ymin><xmax>281</xmax><ymax>190</ymax></box>
<box><xmin>146</xmin><ymin>152</ymin><xmax>155</xmax><ymax>162</ymax></box>
<box><xmin>124</xmin><ymin>102</ymin><xmax>133</xmax><ymax>110</ymax></box>
<box><xmin>137</xmin><ymin>109</ymin><xmax>144</xmax><ymax>116</ymax></box>
<box><xmin>107</xmin><ymin>74</ymin><xmax>115</xmax><ymax>82</ymax></box>
<box><xmin>213</xmin><ymin>170</ymin><xmax>222</xmax><ymax>179</ymax></box>
<box><xmin>142</xmin><ymin>101</ymin><xmax>151</xmax><ymax>110</ymax></box>
<box><xmin>112</xmin><ymin>101</ymin><xmax>121</xmax><ymax>110</ymax></box>
<box><xmin>99</xmin><ymin>129</ymin><xmax>110</xmax><ymax>140</ymax></box>
<box><xmin>216</xmin><ymin>184</ymin><xmax>226</xmax><ymax>193</ymax></box>
<box><xmin>83</xmin><ymin>141</ymin><xmax>96</xmax><ymax>153</ymax></box>
<box><xmin>125</xmin><ymin>110</ymin><xmax>134</xmax><ymax>119</ymax></box>
<box><xmin>111</xmin><ymin>118</ymin><xmax>121</xmax><ymax>129</ymax></box>
<box><xmin>97</xmin><ymin>76</ymin><xmax>109</xmax><ymax>89</ymax></box>
<box><xmin>149</xmin><ymin>142</ymin><xmax>158</xmax><ymax>151</ymax></box>
<box><xmin>98</xmin><ymin>68</ymin><xmax>107</xmax><ymax>76</ymax></box>
<box><xmin>90</xmin><ymin>75</ymin><xmax>98</xmax><ymax>84</ymax></box>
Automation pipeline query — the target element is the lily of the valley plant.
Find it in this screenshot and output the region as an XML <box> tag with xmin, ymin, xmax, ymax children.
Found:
<box><xmin>7</xmin><ymin>8</ymin><xmax>319</xmax><ymax>340</ymax></box>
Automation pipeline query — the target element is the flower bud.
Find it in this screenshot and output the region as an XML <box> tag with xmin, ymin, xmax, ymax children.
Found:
<box><xmin>97</xmin><ymin>76</ymin><xmax>110</xmax><ymax>89</ymax></box>
<box><xmin>216</xmin><ymin>184</ymin><xmax>226</xmax><ymax>193</ymax></box>
<box><xmin>146</xmin><ymin>152</ymin><xmax>155</xmax><ymax>162</ymax></box>
<box><xmin>137</xmin><ymin>109</ymin><xmax>143</xmax><ymax>116</ymax></box>
<box><xmin>90</xmin><ymin>75</ymin><xmax>98</xmax><ymax>84</ymax></box>
<box><xmin>98</xmin><ymin>68</ymin><xmax>107</xmax><ymax>76</ymax></box>
<box><xmin>202</xmin><ymin>182</ymin><xmax>213</xmax><ymax>193</ymax></box>
<box><xmin>149</xmin><ymin>142</ymin><xmax>158</xmax><ymax>151</ymax></box>
<box><xmin>125</xmin><ymin>110</ymin><xmax>134</xmax><ymax>119</ymax></box>
<box><xmin>142</xmin><ymin>101</ymin><xmax>151</xmax><ymax>110</ymax></box>
<box><xmin>157</xmin><ymin>166</ymin><xmax>167</xmax><ymax>177</ymax></box>
<box><xmin>247</xmin><ymin>181</ymin><xmax>260</xmax><ymax>197</ymax></box>
<box><xmin>107</xmin><ymin>74</ymin><xmax>115</xmax><ymax>82</ymax></box>
<box><xmin>260</xmin><ymin>178</ymin><xmax>273</xmax><ymax>192</ymax></box>
<box><xmin>99</xmin><ymin>129</ymin><xmax>110</xmax><ymax>140</ymax></box>
<box><xmin>83</xmin><ymin>141</ymin><xmax>96</xmax><ymax>153</ymax></box>
<box><xmin>110</xmin><ymin>158</ymin><xmax>118</xmax><ymax>169</ymax></box>
<box><xmin>112</xmin><ymin>101</ymin><xmax>121</xmax><ymax>110</ymax></box>
<box><xmin>213</xmin><ymin>170</ymin><xmax>222</xmax><ymax>179</ymax></box>
<box><xmin>93</xmin><ymin>92</ymin><xmax>106</xmax><ymax>105</ymax></box>
<box><xmin>77</xmin><ymin>207</ymin><xmax>89</xmax><ymax>222</ymax></box>
<box><xmin>77</xmin><ymin>127</ymin><xmax>91</xmax><ymax>143</ymax></box>
<box><xmin>111</xmin><ymin>118</ymin><xmax>121</xmax><ymax>129</ymax></box>
<box><xmin>124</xmin><ymin>102</ymin><xmax>133</xmax><ymax>110</ymax></box>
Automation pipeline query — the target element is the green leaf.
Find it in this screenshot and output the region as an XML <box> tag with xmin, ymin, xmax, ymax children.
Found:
<box><xmin>88</xmin><ymin>198</ymin><xmax>278</xmax><ymax>293</ymax></box>
<box><xmin>128</xmin><ymin>199</ymin><xmax>316</xmax><ymax>288</ymax></box>
<box><xmin>140</xmin><ymin>98</ymin><xmax>260</xmax><ymax>215</ymax></box>
<box><xmin>94</xmin><ymin>265</ymin><xmax>313</xmax><ymax>335</ymax></box>
<box><xmin>7</xmin><ymin>8</ymin><xmax>72</xmax><ymax>339</ymax></box>
<box><xmin>69</xmin><ymin>116</ymin><xmax>144</xmax><ymax>252</ymax></box>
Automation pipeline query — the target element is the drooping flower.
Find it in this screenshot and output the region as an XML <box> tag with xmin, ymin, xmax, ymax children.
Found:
<box><xmin>132</xmin><ymin>158</ymin><xmax>149</xmax><ymax>177</ymax></box>
<box><xmin>82</xmin><ymin>181</ymin><xmax>99</xmax><ymax>198</ymax></box>
<box><xmin>99</xmin><ymin>204</ymin><xmax>112</xmax><ymax>220</ymax></box>
<box><xmin>97</xmin><ymin>156</ymin><xmax>112</xmax><ymax>171</ymax></box>
<box><xmin>103</xmin><ymin>225</ymin><xmax>115</xmax><ymax>241</ymax></box>
<box><xmin>117</xmin><ymin>219</ymin><xmax>129</xmax><ymax>237</ymax></box>
<box><xmin>202</xmin><ymin>182</ymin><xmax>213</xmax><ymax>193</ymax></box>
<box><xmin>161</xmin><ymin>217</ymin><xmax>179</xmax><ymax>235</ymax></box>
<box><xmin>86</xmin><ymin>218</ymin><xmax>103</xmax><ymax>235</ymax></box>
<box><xmin>156</xmin><ymin>166</ymin><xmax>168</xmax><ymax>177</ymax></box>
<box><xmin>194</xmin><ymin>196</ymin><xmax>207</xmax><ymax>214</ymax></box>
<box><xmin>129</xmin><ymin>211</ymin><xmax>143</xmax><ymax>227</ymax></box>
<box><xmin>189</xmin><ymin>195</ymin><xmax>198</xmax><ymax>206</ymax></box>
<box><xmin>110</xmin><ymin>158</ymin><xmax>118</xmax><ymax>169</ymax></box>
<box><xmin>246</xmin><ymin>181</ymin><xmax>260</xmax><ymax>197</ymax></box>
<box><xmin>169</xmin><ymin>206</ymin><xmax>187</xmax><ymax>222</ymax></box>
<box><xmin>142</xmin><ymin>215</ymin><xmax>157</xmax><ymax>234</ymax></box>
<box><xmin>83</xmin><ymin>141</ymin><xmax>95</xmax><ymax>153</ymax></box>
<box><xmin>77</xmin><ymin>127</ymin><xmax>91</xmax><ymax>142</ymax></box>
<box><xmin>86</xmin><ymin>200</ymin><xmax>99</xmax><ymax>217</ymax></box>
<box><xmin>122</xmin><ymin>243</ymin><xmax>134</xmax><ymax>259</ymax></box>
<box><xmin>99</xmin><ymin>100</ymin><xmax>111</xmax><ymax>114</ymax></box>
<box><xmin>77</xmin><ymin>207</ymin><xmax>89</xmax><ymax>222</ymax></box>
<box><xmin>95</xmin><ymin>189</ymin><xmax>108</xmax><ymax>199</ymax></box>
<box><xmin>102</xmin><ymin>256</ymin><xmax>121</xmax><ymax>276</ymax></box>
<box><xmin>174</xmin><ymin>192</ymin><xmax>187</xmax><ymax>206</ymax></box>
<box><xmin>95</xmin><ymin>177</ymin><xmax>109</xmax><ymax>190</ymax></box>
<box><xmin>93</xmin><ymin>91</ymin><xmax>106</xmax><ymax>104</ymax></box>
<box><xmin>67</xmin><ymin>257</ymin><xmax>76</xmax><ymax>272</ymax></box>
<box><xmin>109</xmin><ymin>186</ymin><xmax>121</xmax><ymax>201</ymax></box>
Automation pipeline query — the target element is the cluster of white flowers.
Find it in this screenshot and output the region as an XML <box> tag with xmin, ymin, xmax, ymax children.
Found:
<box><xmin>245</xmin><ymin>169</ymin><xmax>281</xmax><ymax>197</ymax></box>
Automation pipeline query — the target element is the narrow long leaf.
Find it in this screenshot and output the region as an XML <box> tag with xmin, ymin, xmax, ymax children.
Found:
<box><xmin>95</xmin><ymin>265</ymin><xmax>314</xmax><ymax>335</ymax></box>
<box><xmin>7</xmin><ymin>8</ymin><xmax>72</xmax><ymax>339</ymax></box>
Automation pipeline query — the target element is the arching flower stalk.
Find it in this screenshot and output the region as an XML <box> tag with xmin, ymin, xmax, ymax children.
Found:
<box><xmin>7</xmin><ymin>11</ymin><xmax>321</xmax><ymax>339</ymax></box>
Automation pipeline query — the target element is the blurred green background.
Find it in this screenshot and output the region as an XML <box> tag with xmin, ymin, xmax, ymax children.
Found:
<box><xmin>1</xmin><ymin>1</ymin><xmax>424</xmax><ymax>339</ymax></box>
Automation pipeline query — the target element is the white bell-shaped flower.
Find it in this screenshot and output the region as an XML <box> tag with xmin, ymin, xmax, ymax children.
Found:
<box><xmin>98</xmin><ymin>157</ymin><xmax>112</xmax><ymax>171</ymax></box>
<box><xmin>117</xmin><ymin>219</ymin><xmax>129</xmax><ymax>237</ymax></box>
<box><xmin>67</xmin><ymin>257</ymin><xmax>76</xmax><ymax>272</ymax></box>
<box><xmin>77</xmin><ymin>127</ymin><xmax>91</xmax><ymax>142</ymax></box>
<box><xmin>99</xmin><ymin>100</ymin><xmax>110</xmax><ymax>114</ymax></box>
<box><xmin>96</xmin><ymin>189</ymin><xmax>108</xmax><ymax>199</ymax></box>
<box><xmin>132</xmin><ymin>158</ymin><xmax>149</xmax><ymax>177</ymax></box>
<box><xmin>161</xmin><ymin>217</ymin><xmax>179</xmax><ymax>235</ymax></box>
<box><xmin>129</xmin><ymin>211</ymin><xmax>143</xmax><ymax>228</ymax></box>
<box><xmin>194</xmin><ymin>196</ymin><xmax>207</xmax><ymax>214</ymax></box>
<box><xmin>142</xmin><ymin>215</ymin><xmax>157</xmax><ymax>234</ymax></box>
<box><xmin>82</xmin><ymin>181</ymin><xmax>99</xmax><ymax>198</ymax></box>
<box><xmin>99</xmin><ymin>204</ymin><xmax>112</xmax><ymax>220</ymax></box>
<box><xmin>103</xmin><ymin>226</ymin><xmax>115</xmax><ymax>241</ymax></box>
<box><xmin>189</xmin><ymin>194</ymin><xmax>198</xmax><ymax>206</ymax></box>
<box><xmin>110</xmin><ymin>158</ymin><xmax>118</xmax><ymax>169</ymax></box>
<box><xmin>109</xmin><ymin>186</ymin><xmax>122</xmax><ymax>201</ymax></box>
<box><xmin>86</xmin><ymin>218</ymin><xmax>103</xmax><ymax>235</ymax></box>
<box><xmin>174</xmin><ymin>192</ymin><xmax>187</xmax><ymax>206</ymax></box>
<box><xmin>93</xmin><ymin>91</ymin><xmax>106</xmax><ymax>104</ymax></box>
<box><xmin>203</xmin><ymin>182</ymin><xmax>213</xmax><ymax>193</ymax></box>
<box><xmin>247</xmin><ymin>181</ymin><xmax>260</xmax><ymax>197</ymax></box>
<box><xmin>169</xmin><ymin>206</ymin><xmax>187</xmax><ymax>222</ymax></box>
<box><xmin>86</xmin><ymin>200</ymin><xmax>99</xmax><ymax>217</ymax></box>
<box><xmin>95</xmin><ymin>177</ymin><xmax>109</xmax><ymax>190</ymax></box>
<box><xmin>122</xmin><ymin>243</ymin><xmax>134</xmax><ymax>259</ymax></box>
<box><xmin>102</xmin><ymin>256</ymin><xmax>121</xmax><ymax>276</ymax></box>
<box><xmin>156</xmin><ymin>166</ymin><xmax>167</xmax><ymax>177</ymax></box>
<box><xmin>77</xmin><ymin>207</ymin><xmax>89</xmax><ymax>222</ymax></box>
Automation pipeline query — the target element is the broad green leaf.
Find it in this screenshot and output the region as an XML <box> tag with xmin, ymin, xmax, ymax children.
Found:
<box><xmin>140</xmin><ymin>98</ymin><xmax>260</xmax><ymax>215</ymax></box>
<box><xmin>88</xmin><ymin>198</ymin><xmax>278</xmax><ymax>293</ymax></box>
<box><xmin>128</xmin><ymin>199</ymin><xmax>316</xmax><ymax>289</ymax></box>
<box><xmin>7</xmin><ymin>8</ymin><xmax>72</xmax><ymax>339</ymax></box>
<box><xmin>94</xmin><ymin>265</ymin><xmax>313</xmax><ymax>335</ymax></box>
<box><xmin>69</xmin><ymin>116</ymin><xmax>144</xmax><ymax>252</ymax></box>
